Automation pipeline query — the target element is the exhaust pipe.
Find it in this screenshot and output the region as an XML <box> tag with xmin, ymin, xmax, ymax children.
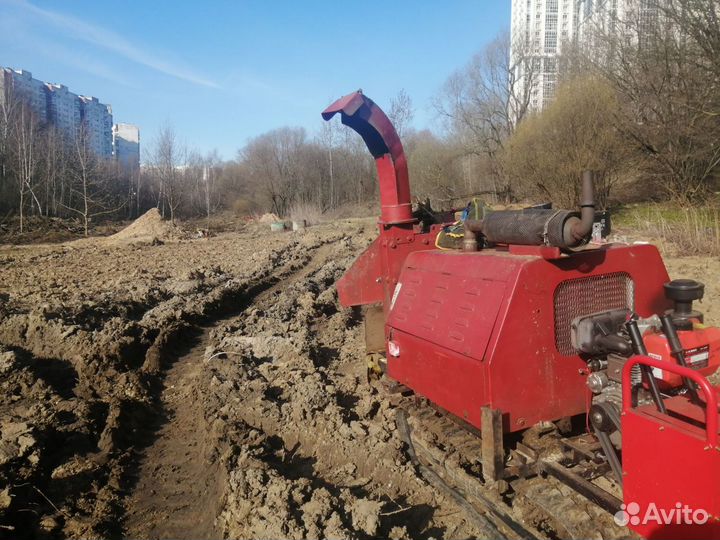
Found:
<box><xmin>462</xmin><ymin>171</ymin><xmax>596</xmax><ymax>251</ymax></box>
<box><xmin>564</xmin><ymin>170</ymin><xmax>596</xmax><ymax>246</ymax></box>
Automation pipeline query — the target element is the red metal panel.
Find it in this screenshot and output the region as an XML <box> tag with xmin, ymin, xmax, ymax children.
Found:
<box><xmin>337</xmin><ymin>237</ymin><xmax>384</xmax><ymax>307</ymax></box>
<box><xmin>387</xmin><ymin>329</ymin><xmax>489</xmax><ymax>427</ymax></box>
<box><xmin>386</xmin><ymin>243</ymin><xmax>672</xmax><ymax>432</ymax></box>
<box><xmin>622</xmin><ymin>357</ymin><xmax>719</xmax><ymax>539</ymax></box>
<box><xmin>623</xmin><ymin>407</ymin><xmax>720</xmax><ymax>538</ymax></box>
<box><xmin>337</xmin><ymin>225</ymin><xmax>442</xmax><ymax>308</ymax></box>
<box><xmin>376</xmin><ymin>226</ymin><xmax>441</xmax><ymax>309</ymax></box>
<box><xmin>623</xmin><ymin>410</ymin><xmax>720</xmax><ymax>539</ymax></box>
<box><xmin>387</xmin><ymin>251</ymin><xmax>513</xmax><ymax>359</ymax></box>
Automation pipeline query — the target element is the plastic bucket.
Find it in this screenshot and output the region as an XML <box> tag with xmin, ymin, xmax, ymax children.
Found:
<box><xmin>270</xmin><ymin>222</ymin><xmax>285</xmax><ymax>232</ymax></box>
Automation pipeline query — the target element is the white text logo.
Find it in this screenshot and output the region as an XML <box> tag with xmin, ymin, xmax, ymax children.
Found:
<box><xmin>614</xmin><ymin>502</ymin><xmax>709</xmax><ymax>527</ymax></box>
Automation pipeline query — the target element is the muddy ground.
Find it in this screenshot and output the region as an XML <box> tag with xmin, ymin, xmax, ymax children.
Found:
<box><xmin>0</xmin><ymin>214</ymin><xmax>718</xmax><ymax>539</ymax></box>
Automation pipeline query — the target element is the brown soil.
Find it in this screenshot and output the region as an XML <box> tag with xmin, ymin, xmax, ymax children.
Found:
<box><xmin>107</xmin><ymin>208</ymin><xmax>184</xmax><ymax>244</ymax></box>
<box><xmin>0</xmin><ymin>220</ymin><xmax>718</xmax><ymax>539</ymax></box>
<box><xmin>122</xmin><ymin>328</ymin><xmax>222</xmax><ymax>539</ymax></box>
<box><xmin>0</xmin><ymin>215</ymin><xmax>126</xmax><ymax>246</ymax></box>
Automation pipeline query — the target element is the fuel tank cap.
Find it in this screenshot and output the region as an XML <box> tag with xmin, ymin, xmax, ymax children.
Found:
<box><xmin>664</xmin><ymin>279</ymin><xmax>705</xmax><ymax>329</ymax></box>
<box><xmin>664</xmin><ymin>279</ymin><xmax>704</xmax><ymax>303</ymax></box>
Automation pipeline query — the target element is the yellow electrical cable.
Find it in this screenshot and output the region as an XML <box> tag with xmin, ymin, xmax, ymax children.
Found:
<box><xmin>435</xmin><ymin>221</ymin><xmax>463</xmax><ymax>250</ymax></box>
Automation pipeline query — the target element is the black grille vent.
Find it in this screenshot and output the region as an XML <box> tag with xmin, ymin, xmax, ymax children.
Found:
<box><xmin>554</xmin><ymin>272</ymin><xmax>634</xmax><ymax>356</ymax></box>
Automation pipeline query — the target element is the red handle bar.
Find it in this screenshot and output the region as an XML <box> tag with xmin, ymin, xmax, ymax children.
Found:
<box><xmin>622</xmin><ymin>355</ymin><xmax>718</xmax><ymax>447</ymax></box>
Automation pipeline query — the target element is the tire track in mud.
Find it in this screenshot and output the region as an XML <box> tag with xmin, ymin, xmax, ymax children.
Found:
<box><xmin>122</xmin><ymin>328</ymin><xmax>221</xmax><ymax>539</ymax></box>
<box><xmin>203</xmin><ymin>239</ymin><xmax>485</xmax><ymax>539</ymax></box>
<box><xmin>121</xmin><ymin>241</ymin><xmax>342</xmax><ymax>539</ymax></box>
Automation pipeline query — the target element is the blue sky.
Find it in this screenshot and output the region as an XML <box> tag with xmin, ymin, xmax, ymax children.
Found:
<box><xmin>0</xmin><ymin>0</ymin><xmax>509</xmax><ymax>159</ymax></box>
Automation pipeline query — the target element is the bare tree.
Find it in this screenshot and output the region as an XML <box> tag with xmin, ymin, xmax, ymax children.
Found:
<box><xmin>388</xmin><ymin>89</ymin><xmax>414</xmax><ymax>141</ymax></box>
<box><xmin>147</xmin><ymin>125</ymin><xmax>187</xmax><ymax>223</ymax></box>
<box><xmin>241</xmin><ymin>127</ymin><xmax>306</xmax><ymax>217</ymax></box>
<box><xmin>60</xmin><ymin>125</ymin><xmax>123</xmax><ymax>235</ymax></box>
<box><xmin>435</xmin><ymin>31</ymin><xmax>538</xmax><ymax>200</ymax></box>
<box><xmin>11</xmin><ymin>103</ymin><xmax>43</xmax><ymax>232</ymax></box>
<box><xmin>405</xmin><ymin>130</ymin><xmax>465</xmax><ymax>204</ymax></box>
<box><xmin>0</xmin><ymin>84</ymin><xmax>20</xmax><ymax>211</ymax></box>
<box><xmin>317</xmin><ymin>120</ymin><xmax>337</xmax><ymax>210</ymax></box>
<box><xmin>587</xmin><ymin>1</ymin><xmax>720</xmax><ymax>202</ymax></box>
<box><xmin>198</xmin><ymin>150</ymin><xmax>222</xmax><ymax>231</ymax></box>
<box><xmin>659</xmin><ymin>0</ymin><xmax>720</xmax><ymax>79</ymax></box>
<box><xmin>40</xmin><ymin>126</ymin><xmax>68</xmax><ymax>217</ymax></box>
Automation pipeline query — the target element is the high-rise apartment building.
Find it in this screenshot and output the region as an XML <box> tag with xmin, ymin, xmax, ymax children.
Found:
<box><xmin>112</xmin><ymin>123</ymin><xmax>140</xmax><ymax>173</ymax></box>
<box><xmin>46</xmin><ymin>83</ymin><xmax>81</xmax><ymax>138</ymax></box>
<box><xmin>576</xmin><ymin>0</ymin><xmax>661</xmax><ymax>49</ymax></box>
<box><xmin>0</xmin><ymin>68</ymin><xmax>47</xmax><ymax>123</ymax></box>
<box><xmin>511</xmin><ymin>1</ymin><xmax>663</xmax><ymax>111</ymax></box>
<box><xmin>79</xmin><ymin>96</ymin><xmax>113</xmax><ymax>158</ymax></box>
<box><xmin>0</xmin><ymin>67</ymin><xmax>118</xmax><ymax>159</ymax></box>
<box><xmin>511</xmin><ymin>0</ymin><xmax>580</xmax><ymax>110</ymax></box>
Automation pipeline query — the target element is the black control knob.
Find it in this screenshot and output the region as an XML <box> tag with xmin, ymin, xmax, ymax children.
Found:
<box><xmin>664</xmin><ymin>279</ymin><xmax>704</xmax><ymax>329</ymax></box>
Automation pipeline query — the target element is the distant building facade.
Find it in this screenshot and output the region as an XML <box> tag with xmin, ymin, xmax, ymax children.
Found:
<box><xmin>0</xmin><ymin>67</ymin><xmax>122</xmax><ymax>160</ymax></box>
<box><xmin>510</xmin><ymin>0</ymin><xmax>580</xmax><ymax>111</ymax></box>
<box><xmin>79</xmin><ymin>96</ymin><xmax>113</xmax><ymax>158</ymax></box>
<box><xmin>46</xmin><ymin>83</ymin><xmax>81</xmax><ymax>138</ymax></box>
<box><xmin>576</xmin><ymin>0</ymin><xmax>661</xmax><ymax>50</ymax></box>
<box><xmin>113</xmin><ymin>123</ymin><xmax>140</xmax><ymax>172</ymax></box>
<box><xmin>0</xmin><ymin>68</ymin><xmax>47</xmax><ymax>123</ymax></box>
<box><xmin>511</xmin><ymin>0</ymin><xmax>663</xmax><ymax>111</ymax></box>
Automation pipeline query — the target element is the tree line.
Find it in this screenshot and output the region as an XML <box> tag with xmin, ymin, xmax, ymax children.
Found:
<box><xmin>1</xmin><ymin>0</ymin><xmax>718</xmax><ymax>236</ymax></box>
<box><xmin>441</xmin><ymin>0</ymin><xmax>720</xmax><ymax>208</ymax></box>
<box><xmin>0</xmin><ymin>89</ymin><xmax>132</xmax><ymax>234</ymax></box>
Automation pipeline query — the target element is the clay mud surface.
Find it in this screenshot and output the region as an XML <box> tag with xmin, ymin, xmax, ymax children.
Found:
<box><xmin>0</xmin><ymin>216</ymin><xmax>718</xmax><ymax>539</ymax></box>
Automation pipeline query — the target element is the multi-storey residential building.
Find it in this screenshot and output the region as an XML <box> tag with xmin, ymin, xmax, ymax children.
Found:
<box><xmin>576</xmin><ymin>0</ymin><xmax>661</xmax><ymax>49</ymax></box>
<box><xmin>511</xmin><ymin>1</ymin><xmax>664</xmax><ymax>112</ymax></box>
<box><xmin>79</xmin><ymin>96</ymin><xmax>113</xmax><ymax>158</ymax></box>
<box><xmin>0</xmin><ymin>67</ymin><xmax>118</xmax><ymax>159</ymax></box>
<box><xmin>45</xmin><ymin>83</ymin><xmax>81</xmax><ymax>138</ymax></box>
<box><xmin>0</xmin><ymin>68</ymin><xmax>47</xmax><ymax>123</ymax></box>
<box><xmin>112</xmin><ymin>123</ymin><xmax>140</xmax><ymax>172</ymax></box>
<box><xmin>511</xmin><ymin>0</ymin><xmax>580</xmax><ymax>111</ymax></box>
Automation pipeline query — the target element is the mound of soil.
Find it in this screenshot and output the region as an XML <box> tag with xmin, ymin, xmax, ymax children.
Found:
<box><xmin>107</xmin><ymin>208</ymin><xmax>180</xmax><ymax>243</ymax></box>
<box><xmin>257</xmin><ymin>213</ymin><xmax>281</xmax><ymax>223</ymax></box>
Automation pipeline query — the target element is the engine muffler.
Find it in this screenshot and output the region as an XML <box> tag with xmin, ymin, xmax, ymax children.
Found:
<box><xmin>463</xmin><ymin>170</ymin><xmax>596</xmax><ymax>251</ymax></box>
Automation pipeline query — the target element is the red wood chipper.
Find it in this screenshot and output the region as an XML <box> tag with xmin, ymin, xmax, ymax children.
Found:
<box><xmin>323</xmin><ymin>91</ymin><xmax>720</xmax><ymax>539</ymax></box>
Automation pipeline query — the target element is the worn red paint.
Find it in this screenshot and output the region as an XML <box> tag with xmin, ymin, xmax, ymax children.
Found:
<box><xmin>622</xmin><ymin>356</ymin><xmax>720</xmax><ymax>539</ymax></box>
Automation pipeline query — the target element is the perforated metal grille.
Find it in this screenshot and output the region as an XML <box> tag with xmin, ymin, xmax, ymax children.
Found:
<box><xmin>554</xmin><ymin>272</ymin><xmax>634</xmax><ymax>356</ymax></box>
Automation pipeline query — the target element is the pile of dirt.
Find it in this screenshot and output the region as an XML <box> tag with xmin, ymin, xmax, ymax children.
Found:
<box><xmin>107</xmin><ymin>208</ymin><xmax>181</xmax><ymax>243</ymax></box>
<box><xmin>257</xmin><ymin>212</ymin><xmax>281</xmax><ymax>223</ymax></box>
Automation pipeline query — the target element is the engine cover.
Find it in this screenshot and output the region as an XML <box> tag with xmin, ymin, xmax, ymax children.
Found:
<box><xmin>644</xmin><ymin>326</ymin><xmax>720</xmax><ymax>389</ymax></box>
<box><xmin>385</xmin><ymin>244</ymin><xmax>671</xmax><ymax>432</ymax></box>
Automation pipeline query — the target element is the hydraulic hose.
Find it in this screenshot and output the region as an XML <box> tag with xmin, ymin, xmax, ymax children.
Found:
<box><xmin>626</xmin><ymin>319</ymin><xmax>667</xmax><ymax>414</ymax></box>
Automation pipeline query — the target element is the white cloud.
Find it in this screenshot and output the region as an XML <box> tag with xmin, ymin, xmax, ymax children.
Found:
<box><xmin>3</xmin><ymin>0</ymin><xmax>220</xmax><ymax>88</ymax></box>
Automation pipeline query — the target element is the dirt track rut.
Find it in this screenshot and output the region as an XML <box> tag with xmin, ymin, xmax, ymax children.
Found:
<box><xmin>123</xmin><ymin>327</ymin><xmax>221</xmax><ymax>539</ymax></box>
<box><xmin>122</xmin><ymin>241</ymin><xmax>340</xmax><ymax>538</ymax></box>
